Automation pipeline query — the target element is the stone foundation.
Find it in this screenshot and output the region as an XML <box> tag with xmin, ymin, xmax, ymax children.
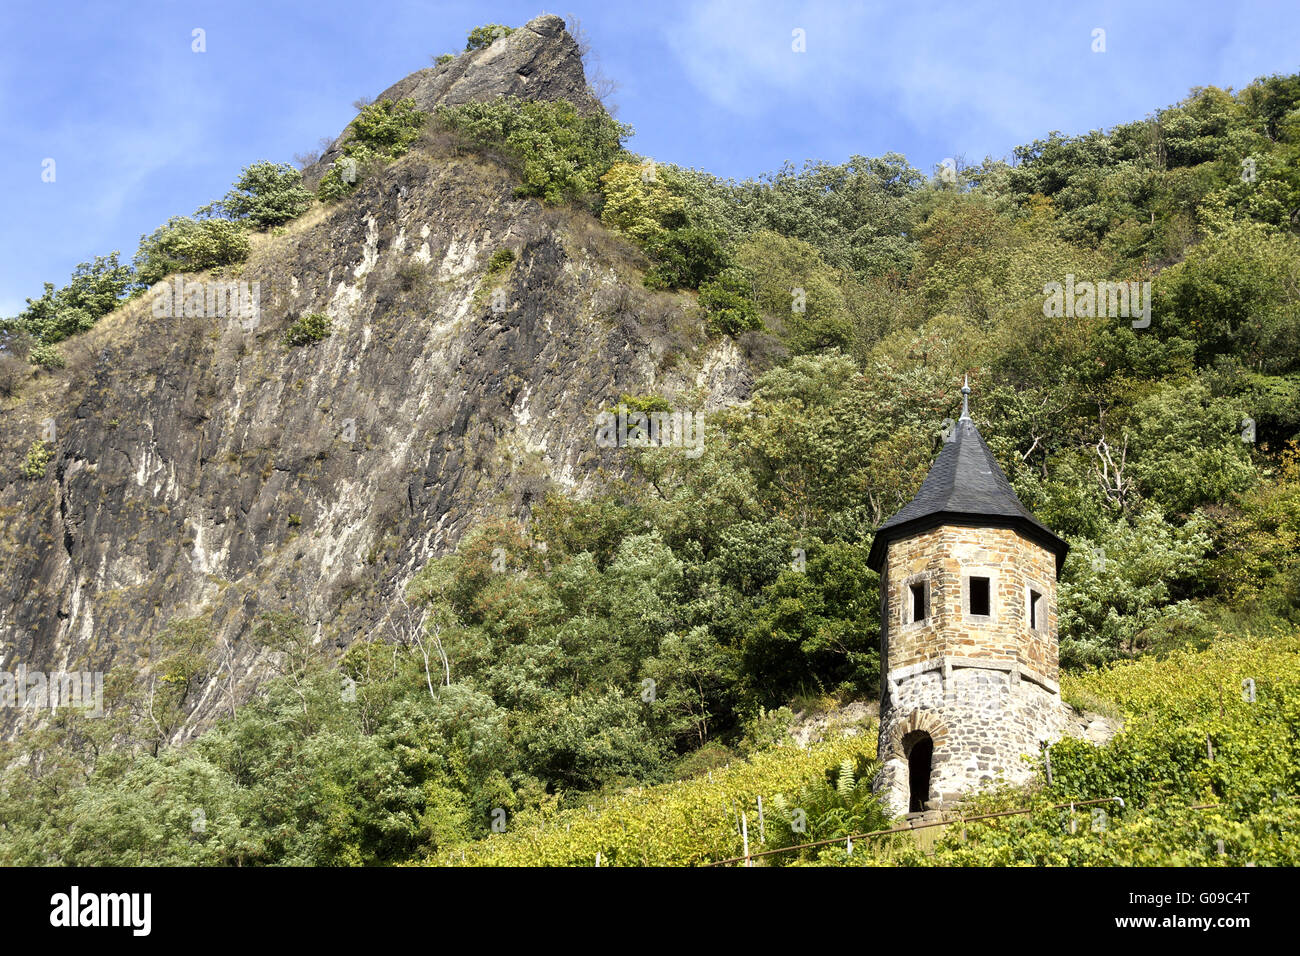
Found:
<box><xmin>875</xmin><ymin>659</ymin><xmax>1066</xmax><ymax>818</ymax></box>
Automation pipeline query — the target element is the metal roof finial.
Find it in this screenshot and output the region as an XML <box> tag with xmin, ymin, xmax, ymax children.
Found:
<box><xmin>960</xmin><ymin>374</ymin><xmax>971</xmax><ymax>421</ymax></box>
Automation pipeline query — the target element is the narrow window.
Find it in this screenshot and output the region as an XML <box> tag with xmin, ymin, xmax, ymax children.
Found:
<box><xmin>908</xmin><ymin>735</ymin><xmax>933</xmax><ymax>813</ymax></box>
<box><xmin>909</xmin><ymin>581</ymin><xmax>927</xmax><ymax>623</ymax></box>
<box><xmin>969</xmin><ymin>576</ymin><xmax>990</xmax><ymax>616</ymax></box>
<box><xmin>1029</xmin><ymin>589</ymin><xmax>1043</xmax><ymax>630</ymax></box>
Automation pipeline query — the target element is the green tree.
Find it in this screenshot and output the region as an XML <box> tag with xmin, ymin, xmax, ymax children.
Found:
<box><xmin>218</xmin><ymin>161</ymin><xmax>315</xmax><ymax>228</ymax></box>
<box><xmin>741</xmin><ymin>542</ymin><xmax>880</xmax><ymax>703</ymax></box>
<box><xmin>1126</xmin><ymin>378</ymin><xmax>1257</xmax><ymax>515</ymax></box>
<box><xmin>16</xmin><ymin>252</ymin><xmax>132</xmax><ymax>344</ymax></box>
<box><xmin>699</xmin><ymin>266</ymin><xmax>761</xmax><ymax>336</ymax></box>
<box><xmin>643</xmin><ymin>626</ymin><xmax>733</xmax><ymax>748</ymax></box>
<box><xmin>599</xmin><ymin>161</ymin><xmax>687</xmax><ymax>242</ymax></box>
<box><xmin>466</xmin><ymin>24</ymin><xmax>513</xmax><ymax>51</ymax></box>
<box><xmin>134</xmin><ymin>217</ymin><xmax>250</xmax><ymax>286</ymax></box>
<box><xmin>1058</xmin><ymin>508</ymin><xmax>1214</xmax><ymax>665</ymax></box>
<box><xmin>734</xmin><ymin>230</ymin><xmax>853</xmax><ymax>351</ymax></box>
<box><xmin>642</xmin><ymin>227</ymin><xmax>728</xmax><ymax>290</ymax></box>
<box><xmin>1156</xmin><ymin>220</ymin><xmax>1300</xmax><ymax>372</ymax></box>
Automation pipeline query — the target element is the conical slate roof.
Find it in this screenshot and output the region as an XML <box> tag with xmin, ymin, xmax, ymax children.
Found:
<box><xmin>866</xmin><ymin>415</ymin><xmax>1069</xmax><ymax>574</ymax></box>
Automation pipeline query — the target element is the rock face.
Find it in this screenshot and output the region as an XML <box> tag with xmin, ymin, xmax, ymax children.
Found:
<box><xmin>0</xmin><ymin>16</ymin><xmax>750</xmax><ymax>740</ymax></box>
<box><xmin>306</xmin><ymin>15</ymin><xmax>601</xmax><ymax>189</ymax></box>
<box><xmin>1062</xmin><ymin>708</ymin><xmax>1122</xmax><ymax>746</ymax></box>
<box><xmin>788</xmin><ymin>700</ymin><xmax>877</xmax><ymax>749</ymax></box>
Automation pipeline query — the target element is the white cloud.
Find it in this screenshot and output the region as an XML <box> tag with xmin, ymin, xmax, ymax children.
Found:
<box><xmin>662</xmin><ymin>0</ymin><xmax>1297</xmax><ymax>164</ymax></box>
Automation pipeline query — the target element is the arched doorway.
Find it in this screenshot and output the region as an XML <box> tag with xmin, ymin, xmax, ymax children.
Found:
<box><xmin>905</xmin><ymin>733</ymin><xmax>933</xmax><ymax>813</ymax></box>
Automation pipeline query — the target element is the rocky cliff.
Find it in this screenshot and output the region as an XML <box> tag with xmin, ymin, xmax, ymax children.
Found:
<box><xmin>0</xmin><ymin>16</ymin><xmax>750</xmax><ymax>739</ymax></box>
<box><xmin>306</xmin><ymin>15</ymin><xmax>601</xmax><ymax>189</ymax></box>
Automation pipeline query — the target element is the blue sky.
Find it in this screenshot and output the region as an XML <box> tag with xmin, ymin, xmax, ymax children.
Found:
<box><xmin>2</xmin><ymin>0</ymin><xmax>1297</xmax><ymax>317</ymax></box>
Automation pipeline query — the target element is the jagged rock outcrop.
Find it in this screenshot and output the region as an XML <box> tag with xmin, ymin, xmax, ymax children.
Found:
<box><xmin>0</xmin><ymin>16</ymin><xmax>750</xmax><ymax>740</ymax></box>
<box><xmin>1062</xmin><ymin>707</ymin><xmax>1123</xmax><ymax>746</ymax></box>
<box><xmin>307</xmin><ymin>15</ymin><xmax>601</xmax><ymax>189</ymax></box>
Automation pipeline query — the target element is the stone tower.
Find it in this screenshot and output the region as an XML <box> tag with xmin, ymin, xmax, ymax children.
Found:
<box><xmin>867</xmin><ymin>380</ymin><xmax>1069</xmax><ymax>817</ymax></box>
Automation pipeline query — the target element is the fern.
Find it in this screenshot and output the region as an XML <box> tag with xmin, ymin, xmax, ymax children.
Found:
<box><xmin>836</xmin><ymin>758</ymin><xmax>856</xmax><ymax>800</ymax></box>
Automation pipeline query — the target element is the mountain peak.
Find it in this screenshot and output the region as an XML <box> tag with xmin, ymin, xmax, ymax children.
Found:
<box><xmin>307</xmin><ymin>15</ymin><xmax>600</xmax><ymax>186</ymax></box>
<box><xmin>383</xmin><ymin>15</ymin><xmax>600</xmax><ymax>115</ymax></box>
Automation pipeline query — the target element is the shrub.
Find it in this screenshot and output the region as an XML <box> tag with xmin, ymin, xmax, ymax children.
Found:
<box><xmin>20</xmin><ymin>439</ymin><xmax>53</xmax><ymax>479</ymax></box>
<box><xmin>738</xmin><ymin>706</ymin><xmax>795</xmax><ymax>755</ymax></box>
<box><xmin>486</xmin><ymin>248</ymin><xmax>515</xmax><ymax>275</ymax></box>
<box><xmin>465</xmin><ymin>24</ymin><xmax>513</xmax><ymax>51</ymax></box>
<box><xmin>28</xmin><ymin>342</ymin><xmax>66</xmax><ymax>370</ymax></box>
<box><xmin>434</xmin><ymin>53</ymin><xmax>454</xmax><ymax>66</ymax></box>
<box><xmin>283</xmin><ymin>312</ymin><xmax>333</xmax><ymax>346</ymax></box>
<box><xmin>616</xmin><ymin>393</ymin><xmax>673</xmax><ymax>415</ymax></box>
<box><xmin>396</xmin><ymin>261</ymin><xmax>429</xmax><ymax>292</ymax></box>
<box><xmin>350</xmin><ymin>98</ymin><xmax>426</xmax><ymax>155</ymax></box>
<box><xmin>0</xmin><ymin>353</ymin><xmax>26</xmax><ymax>396</ymax></box>
<box><xmin>766</xmin><ymin>754</ymin><xmax>890</xmax><ymax>861</ymax></box>
<box><xmin>699</xmin><ymin>267</ymin><xmax>762</xmax><ymax>336</ymax></box>
<box><xmin>317</xmin><ymin>98</ymin><xmax>426</xmax><ymax>202</ymax></box>
<box><xmin>217</xmin><ymin>161</ymin><xmax>315</xmax><ymax>229</ymax></box>
<box><xmin>133</xmin><ymin>218</ymin><xmax>250</xmax><ymax>287</ymax></box>
<box><xmin>316</xmin><ymin>152</ymin><xmax>369</xmax><ymax>204</ymax></box>
<box><xmin>642</xmin><ymin>227</ymin><xmax>728</xmax><ymax>290</ymax></box>
<box><xmin>434</xmin><ymin>98</ymin><xmax>632</xmax><ymax>206</ymax></box>
<box><xmin>473</xmin><ymin>249</ymin><xmax>517</xmax><ymax>310</ymax></box>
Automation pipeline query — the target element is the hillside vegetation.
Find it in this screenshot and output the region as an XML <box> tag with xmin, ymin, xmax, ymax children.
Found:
<box><xmin>1</xmin><ymin>22</ymin><xmax>1298</xmax><ymax>865</ymax></box>
<box><xmin>428</xmin><ymin>630</ymin><xmax>1300</xmax><ymax>867</ymax></box>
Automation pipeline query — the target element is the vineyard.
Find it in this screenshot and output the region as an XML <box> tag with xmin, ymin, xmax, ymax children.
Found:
<box><xmin>432</xmin><ymin>629</ymin><xmax>1300</xmax><ymax>866</ymax></box>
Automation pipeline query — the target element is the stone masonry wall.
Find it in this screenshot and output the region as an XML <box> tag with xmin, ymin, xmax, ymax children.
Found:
<box><xmin>883</xmin><ymin>525</ymin><xmax>1058</xmax><ymax>677</ymax></box>
<box><xmin>874</xmin><ymin>524</ymin><xmax>1065</xmax><ymax>817</ymax></box>
<box><xmin>875</xmin><ymin>665</ymin><xmax>1064</xmax><ymax>816</ymax></box>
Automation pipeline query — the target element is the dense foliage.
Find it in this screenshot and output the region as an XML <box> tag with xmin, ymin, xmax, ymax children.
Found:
<box><xmin>433</xmin><ymin>630</ymin><xmax>1300</xmax><ymax>866</ymax></box>
<box><xmin>840</xmin><ymin>631</ymin><xmax>1300</xmax><ymax>866</ymax></box>
<box><xmin>2</xmin><ymin>48</ymin><xmax>1299</xmax><ymax>865</ymax></box>
<box><xmin>434</xmin><ymin>98</ymin><xmax>631</xmax><ymax>205</ymax></box>
<box><xmin>214</xmin><ymin>161</ymin><xmax>315</xmax><ymax>229</ymax></box>
<box><xmin>4</xmin><ymin>252</ymin><xmax>132</xmax><ymax>349</ymax></box>
<box><xmin>133</xmin><ymin>216</ymin><xmax>251</xmax><ymax>287</ymax></box>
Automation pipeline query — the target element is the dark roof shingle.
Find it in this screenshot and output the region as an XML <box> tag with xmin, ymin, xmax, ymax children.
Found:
<box><xmin>866</xmin><ymin>417</ymin><xmax>1068</xmax><ymax>573</ymax></box>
